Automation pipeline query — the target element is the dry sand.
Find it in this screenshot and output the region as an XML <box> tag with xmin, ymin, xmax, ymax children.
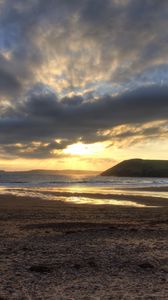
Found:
<box><xmin>0</xmin><ymin>192</ymin><xmax>167</xmax><ymax>299</ymax></box>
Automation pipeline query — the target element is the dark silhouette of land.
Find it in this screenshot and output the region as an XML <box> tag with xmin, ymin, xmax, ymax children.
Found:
<box><xmin>0</xmin><ymin>169</ymin><xmax>98</xmax><ymax>176</ymax></box>
<box><xmin>101</xmin><ymin>159</ymin><xmax>168</xmax><ymax>177</ymax></box>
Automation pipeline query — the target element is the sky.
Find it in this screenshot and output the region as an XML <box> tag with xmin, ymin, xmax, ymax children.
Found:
<box><xmin>0</xmin><ymin>0</ymin><xmax>168</xmax><ymax>171</ymax></box>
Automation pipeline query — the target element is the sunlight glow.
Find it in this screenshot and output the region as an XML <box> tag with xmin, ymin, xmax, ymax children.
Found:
<box><xmin>63</xmin><ymin>142</ymin><xmax>96</xmax><ymax>156</ymax></box>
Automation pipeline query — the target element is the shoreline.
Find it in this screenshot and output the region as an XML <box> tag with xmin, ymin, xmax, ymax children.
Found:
<box><xmin>0</xmin><ymin>185</ymin><xmax>168</xmax><ymax>205</ymax></box>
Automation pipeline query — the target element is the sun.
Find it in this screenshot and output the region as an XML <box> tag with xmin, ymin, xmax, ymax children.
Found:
<box><xmin>64</xmin><ymin>142</ymin><xmax>95</xmax><ymax>156</ymax></box>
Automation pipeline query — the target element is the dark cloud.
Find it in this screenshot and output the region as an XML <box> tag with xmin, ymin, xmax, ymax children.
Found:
<box><xmin>62</xmin><ymin>95</ymin><xmax>84</xmax><ymax>106</ymax></box>
<box><xmin>0</xmin><ymin>68</ymin><xmax>21</xmax><ymax>96</ymax></box>
<box><xmin>0</xmin><ymin>84</ymin><xmax>167</xmax><ymax>158</ymax></box>
<box><xmin>107</xmin><ymin>122</ymin><xmax>168</xmax><ymax>148</ymax></box>
<box><xmin>1</xmin><ymin>139</ymin><xmax>70</xmax><ymax>159</ymax></box>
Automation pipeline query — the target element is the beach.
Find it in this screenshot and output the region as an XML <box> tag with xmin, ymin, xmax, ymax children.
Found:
<box><xmin>1</xmin><ymin>0</ymin><xmax>168</xmax><ymax>298</ymax></box>
<box><xmin>0</xmin><ymin>190</ymin><xmax>168</xmax><ymax>300</ymax></box>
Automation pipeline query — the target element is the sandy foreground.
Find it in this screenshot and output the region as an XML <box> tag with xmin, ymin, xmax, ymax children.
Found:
<box><xmin>0</xmin><ymin>192</ymin><xmax>168</xmax><ymax>300</ymax></box>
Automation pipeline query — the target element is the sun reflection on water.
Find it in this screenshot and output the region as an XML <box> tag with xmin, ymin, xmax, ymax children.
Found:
<box><xmin>0</xmin><ymin>186</ymin><xmax>156</xmax><ymax>207</ymax></box>
<box><xmin>63</xmin><ymin>196</ymin><xmax>147</xmax><ymax>207</ymax></box>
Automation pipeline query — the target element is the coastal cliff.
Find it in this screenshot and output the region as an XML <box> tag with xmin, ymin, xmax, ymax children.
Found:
<box><xmin>101</xmin><ymin>159</ymin><xmax>168</xmax><ymax>177</ymax></box>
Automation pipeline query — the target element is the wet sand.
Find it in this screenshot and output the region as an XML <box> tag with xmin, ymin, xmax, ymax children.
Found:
<box><xmin>0</xmin><ymin>193</ymin><xmax>168</xmax><ymax>299</ymax></box>
<box><xmin>122</xmin><ymin>186</ymin><xmax>168</xmax><ymax>192</ymax></box>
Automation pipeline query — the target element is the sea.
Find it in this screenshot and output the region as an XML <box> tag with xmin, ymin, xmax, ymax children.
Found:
<box><xmin>0</xmin><ymin>170</ymin><xmax>168</xmax><ymax>207</ymax></box>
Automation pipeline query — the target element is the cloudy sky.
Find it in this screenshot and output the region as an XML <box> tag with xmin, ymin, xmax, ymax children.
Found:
<box><xmin>0</xmin><ymin>0</ymin><xmax>168</xmax><ymax>171</ymax></box>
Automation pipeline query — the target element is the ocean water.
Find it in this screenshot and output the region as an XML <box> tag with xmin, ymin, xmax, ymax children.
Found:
<box><xmin>0</xmin><ymin>171</ymin><xmax>168</xmax><ymax>206</ymax></box>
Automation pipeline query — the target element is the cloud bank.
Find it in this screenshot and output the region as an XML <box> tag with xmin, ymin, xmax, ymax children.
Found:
<box><xmin>0</xmin><ymin>84</ymin><xmax>167</xmax><ymax>158</ymax></box>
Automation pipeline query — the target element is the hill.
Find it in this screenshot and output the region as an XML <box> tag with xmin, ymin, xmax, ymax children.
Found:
<box><xmin>26</xmin><ymin>169</ymin><xmax>98</xmax><ymax>175</ymax></box>
<box><xmin>101</xmin><ymin>159</ymin><xmax>168</xmax><ymax>177</ymax></box>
